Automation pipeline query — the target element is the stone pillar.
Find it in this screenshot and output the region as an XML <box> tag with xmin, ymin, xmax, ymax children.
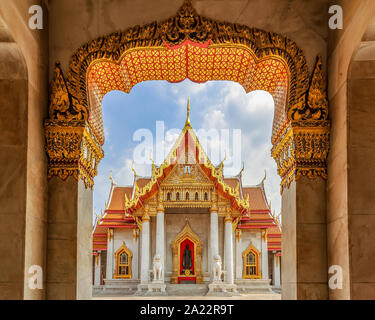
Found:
<box><xmin>281</xmin><ymin>178</ymin><xmax>328</xmax><ymax>299</ymax></box>
<box><xmin>271</xmin><ymin>97</ymin><xmax>330</xmax><ymax>299</ymax></box>
<box><xmin>261</xmin><ymin>230</ymin><xmax>269</xmax><ymax>280</ymax></box>
<box><xmin>105</xmin><ymin>229</ymin><xmax>114</xmax><ymax>280</ymax></box>
<box><xmin>140</xmin><ymin>209</ymin><xmax>150</xmax><ymax>284</ymax></box>
<box><xmin>94</xmin><ymin>253</ymin><xmax>102</xmax><ymax>286</ymax></box>
<box><xmin>46</xmin><ymin>177</ymin><xmax>94</xmax><ymax>300</ymax></box>
<box><xmin>224</xmin><ymin>212</ymin><xmax>234</xmax><ymax>285</ymax></box>
<box><xmin>44</xmin><ymin>67</ymin><xmax>103</xmax><ymax>300</ymax></box>
<box><xmin>155</xmin><ymin>201</ymin><xmax>165</xmax><ymax>281</ymax></box>
<box><xmin>273</xmin><ymin>253</ymin><xmax>281</xmax><ymax>287</ymax></box>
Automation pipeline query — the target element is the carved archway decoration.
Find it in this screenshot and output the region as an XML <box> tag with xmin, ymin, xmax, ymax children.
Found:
<box><xmin>170</xmin><ymin>221</ymin><xmax>203</xmax><ymax>284</ymax></box>
<box><xmin>45</xmin><ymin>0</ymin><xmax>329</xmax><ymax>192</ymax></box>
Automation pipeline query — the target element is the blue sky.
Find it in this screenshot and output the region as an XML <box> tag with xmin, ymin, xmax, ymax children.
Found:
<box><xmin>93</xmin><ymin>80</ymin><xmax>281</xmax><ymax>217</ymax></box>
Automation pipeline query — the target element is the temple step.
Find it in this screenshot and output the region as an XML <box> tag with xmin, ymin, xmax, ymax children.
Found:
<box><xmin>166</xmin><ymin>284</ymin><xmax>209</xmax><ymax>296</ymax></box>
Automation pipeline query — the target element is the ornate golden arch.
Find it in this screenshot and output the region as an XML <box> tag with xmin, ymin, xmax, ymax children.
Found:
<box><xmin>242</xmin><ymin>242</ymin><xmax>261</xmax><ymax>279</ymax></box>
<box><xmin>170</xmin><ymin>221</ymin><xmax>203</xmax><ymax>284</ymax></box>
<box><xmin>45</xmin><ymin>0</ymin><xmax>329</xmax><ymax>192</ymax></box>
<box><xmin>114</xmin><ymin>241</ymin><xmax>133</xmax><ymax>279</ymax></box>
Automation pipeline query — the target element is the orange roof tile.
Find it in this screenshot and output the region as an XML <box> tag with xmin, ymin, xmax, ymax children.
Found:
<box><xmin>107</xmin><ymin>186</ymin><xmax>132</xmax><ymax>211</ymax></box>
<box><xmin>242</xmin><ymin>187</ymin><xmax>269</xmax><ymax>211</ymax></box>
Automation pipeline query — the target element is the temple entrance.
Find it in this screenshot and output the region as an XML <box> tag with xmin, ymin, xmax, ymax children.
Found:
<box><xmin>179</xmin><ymin>239</ymin><xmax>195</xmax><ymax>284</ymax></box>
<box><xmin>171</xmin><ymin>222</ymin><xmax>203</xmax><ymax>284</ymax></box>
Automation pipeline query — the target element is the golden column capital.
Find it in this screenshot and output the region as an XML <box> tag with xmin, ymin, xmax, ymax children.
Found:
<box><xmin>224</xmin><ymin>207</ymin><xmax>233</xmax><ymax>223</ymax></box>
<box><xmin>210</xmin><ymin>190</ymin><xmax>218</xmax><ymax>212</ymax></box>
<box><xmin>44</xmin><ymin>119</ymin><xmax>104</xmax><ymax>189</ymax></box>
<box><xmin>142</xmin><ymin>205</ymin><xmax>150</xmax><ymax>222</ymax></box>
<box><xmin>157</xmin><ymin>192</ymin><xmax>164</xmax><ymax>213</ymax></box>
<box><xmin>271</xmin><ymin>120</ymin><xmax>330</xmax><ymax>193</ymax></box>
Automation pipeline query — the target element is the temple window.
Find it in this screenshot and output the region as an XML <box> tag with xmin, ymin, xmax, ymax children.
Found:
<box><xmin>114</xmin><ymin>242</ymin><xmax>132</xmax><ymax>279</ymax></box>
<box><xmin>245</xmin><ymin>252</ymin><xmax>257</xmax><ymax>276</ymax></box>
<box><xmin>242</xmin><ymin>243</ymin><xmax>261</xmax><ymax>279</ymax></box>
<box><xmin>195</xmin><ymin>192</ymin><xmax>199</xmax><ymax>200</ymax></box>
<box><xmin>167</xmin><ymin>192</ymin><xmax>171</xmax><ymax>201</ymax></box>
<box><xmin>204</xmin><ymin>192</ymin><xmax>208</xmax><ymax>201</ymax></box>
<box><xmin>186</xmin><ymin>192</ymin><xmax>189</xmax><ymax>200</ymax></box>
<box><xmin>176</xmin><ymin>192</ymin><xmax>180</xmax><ymax>201</ymax></box>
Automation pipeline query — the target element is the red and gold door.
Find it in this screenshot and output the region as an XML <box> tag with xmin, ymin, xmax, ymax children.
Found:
<box><xmin>178</xmin><ymin>238</ymin><xmax>196</xmax><ymax>284</ymax></box>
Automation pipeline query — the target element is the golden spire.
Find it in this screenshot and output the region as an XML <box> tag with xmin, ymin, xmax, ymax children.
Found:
<box><xmin>185</xmin><ymin>98</ymin><xmax>191</xmax><ymax>128</ymax></box>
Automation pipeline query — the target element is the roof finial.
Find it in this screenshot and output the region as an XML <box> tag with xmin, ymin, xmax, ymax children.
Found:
<box><xmin>131</xmin><ymin>160</ymin><xmax>137</xmax><ymax>178</ymax></box>
<box><xmin>185</xmin><ymin>98</ymin><xmax>191</xmax><ymax>127</ymax></box>
<box><xmin>109</xmin><ymin>170</ymin><xmax>115</xmax><ymax>185</ymax></box>
<box><xmin>261</xmin><ymin>170</ymin><xmax>267</xmax><ymax>185</ymax></box>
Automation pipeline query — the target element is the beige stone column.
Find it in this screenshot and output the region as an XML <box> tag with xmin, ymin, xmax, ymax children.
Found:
<box><xmin>44</xmin><ymin>108</ymin><xmax>103</xmax><ymax>299</ymax></box>
<box><xmin>0</xmin><ymin>28</ymin><xmax>29</xmax><ymax>299</ymax></box>
<box><xmin>46</xmin><ymin>177</ymin><xmax>94</xmax><ymax>300</ymax></box>
<box><xmin>280</xmin><ymin>178</ymin><xmax>328</xmax><ymax>299</ymax></box>
<box><xmin>272</xmin><ymin>86</ymin><xmax>330</xmax><ymax>300</ymax></box>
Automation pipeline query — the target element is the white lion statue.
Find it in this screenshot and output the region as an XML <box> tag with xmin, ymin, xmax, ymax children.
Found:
<box><xmin>212</xmin><ymin>255</ymin><xmax>223</xmax><ymax>282</ymax></box>
<box><xmin>153</xmin><ymin>254</ymin><xmax>163</xmax><ymax>282</ymax></box>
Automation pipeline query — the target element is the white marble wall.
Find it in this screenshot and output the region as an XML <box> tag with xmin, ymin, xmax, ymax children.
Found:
<box><xmin>111</xmin><ymin>229</ymin><xmax>140</xmax><ymax>279</ymax></box>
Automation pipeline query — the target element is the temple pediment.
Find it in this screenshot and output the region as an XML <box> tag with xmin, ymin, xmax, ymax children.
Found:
<box><xmin>161</xmin><ymin>163</ymin><xmax>214</xmax><ymax>187</ymax></box>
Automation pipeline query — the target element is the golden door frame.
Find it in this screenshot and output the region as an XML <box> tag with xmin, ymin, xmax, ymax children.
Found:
<box><xmin>171</xmin><ymin>221</ymin><xmax>203</xmax><ymax>284</ymax></box>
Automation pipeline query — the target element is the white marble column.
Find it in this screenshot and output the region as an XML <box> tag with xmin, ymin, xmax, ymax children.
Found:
<box><xmin>156</xmin><ymin>208</ymin><xmax>165</xmax><ymax>281</ymax></box>
<box><xmin>94</xmin><ymin>252</ymin><xmax>102</xmax><ymax>285</ymax></box>
<box><xmin>140</xmin><ymin>212</ymin><xmax>150</xmax><ymax>284</ymax></box>
<box><xmin>273</xmin><ymin>253</ymin><xmax>281</xmax><ymax>286</ymax></box>
<box><xmin>261</xmin><ymin>230</ymin><xmax>269</xmax><ymax>280</ymax></box>
<box><xmin>106</xmin><ymin>229</ymin><xmax>114</xmax><ymax>279</ymax></box>
<box><xmin>210</xmin><ymin>210</ymin><xmax>219</xmax><ymax>263</ymax></box>
<box><xmin>224</xmin><ymin>213</ymin><xmax>234</xmax><ymax>284</ymax></box>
